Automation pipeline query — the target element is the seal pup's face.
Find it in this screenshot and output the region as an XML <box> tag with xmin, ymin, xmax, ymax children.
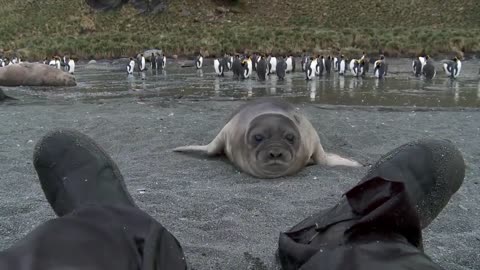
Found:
<box><xmin>245</xmin><ymin>114</ymin><xmax>301</xmax><ymax>178</ymax></box>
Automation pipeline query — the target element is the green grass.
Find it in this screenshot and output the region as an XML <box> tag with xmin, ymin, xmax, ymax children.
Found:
<box><xmin>1</xmin><ymin>0</ymin><xmax>480</xmax><ymax>60</ymax></box>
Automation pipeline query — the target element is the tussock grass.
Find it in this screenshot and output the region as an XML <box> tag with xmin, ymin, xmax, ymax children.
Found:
<box><xmin>1</xmin><ymin>0</ymin><xmax>479</xmax><ymax>60</ymax></box>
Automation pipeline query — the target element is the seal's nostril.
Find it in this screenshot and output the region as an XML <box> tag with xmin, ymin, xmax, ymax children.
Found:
<box><xmin>269</xmin><ymin>151</ymin><xmax>282</xmax><ymax>159</ymax></box>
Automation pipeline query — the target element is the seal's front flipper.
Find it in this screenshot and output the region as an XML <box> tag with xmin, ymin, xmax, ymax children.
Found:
<box><xmin>173</xmin><ymin>145</ymin><xmax>210</xmax><ymax>153</ymax></box>
<box><xmin>312</xmin><ymin>148</ymin><xmax>362</xmax><ymax>168</ymax></box>
<box><xmin>311</xmin><ymin>141</ymin><xmax>363</xmax><ymax>167</ymax></box>
<box><xmin>173</xmin><ymin>131</ymin><xmax>225</xmax><ymax>156</ymax></box>
<box><xmin>173</xmin><ymin>144</ymin><xmax>224</xmax><ymax>157</ymax></box>
<box><xmin>324</xmin><ymin>153</ymin><xmax>363</xmax><ymax>167</ymax></box>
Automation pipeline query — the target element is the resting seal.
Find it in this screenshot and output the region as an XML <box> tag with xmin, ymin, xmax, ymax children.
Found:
<box><xmin>174</xmin><ymin>99</ymin><xmax>362</xmax><ymax>178</ymax></box>
<box><xmin>0</xmin><ymin>63</ymin><xmax>76</xmax><ymax>87</ymax></box>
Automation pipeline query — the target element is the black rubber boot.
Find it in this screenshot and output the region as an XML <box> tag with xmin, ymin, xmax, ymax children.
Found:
<box><xmin>360</xmin><ymin>138</ymin><xmax>465</xmax><ymax>228</ymax></box>
<box><xmin>278</xmin><ymin>139</ymin><xmax>466</xmax><ymax>270</ymax></box>
<box><xmin>33</xmin><ymin>129</ymin><xmax>137</xmax><ymax>216</ymax></box>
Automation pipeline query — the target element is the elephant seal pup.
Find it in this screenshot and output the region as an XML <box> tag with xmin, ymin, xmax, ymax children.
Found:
<box><xmin>173</xmin><ymin>99</ymin><xmax>362</xmax><ymax>178</ymax></box>
<box><xmin>0</xmin><ymin>63</ymin><xmax>76</xmax><ymax>87</ymax></box>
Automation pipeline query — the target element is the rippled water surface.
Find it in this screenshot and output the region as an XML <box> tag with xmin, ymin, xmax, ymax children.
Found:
<box><xmin>3</xmin><ymin>58</ymin><xmax>480</xmax><ymax>108</ymax></box>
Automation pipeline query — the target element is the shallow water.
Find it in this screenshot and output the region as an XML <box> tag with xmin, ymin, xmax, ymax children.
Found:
<box><xmin>2</xmin><ymin>58</ymin><xmax>480</xmax><ymax>108</ymax></box>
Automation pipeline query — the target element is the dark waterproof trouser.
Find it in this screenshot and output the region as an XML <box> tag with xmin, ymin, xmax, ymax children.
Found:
<box><xmin>278</xmin><ymin>177</ymin><xmax>443</xmax><ymax>270</ymax></box>
<box><xmin>0</xmin><ymin>179</ymin><xmax>442</xmax><ymax>270</ymax></box>
<box><xmin>0</xmin><ymin>205</ymin><xmax>187</xmax><ymax>270</ymax></box>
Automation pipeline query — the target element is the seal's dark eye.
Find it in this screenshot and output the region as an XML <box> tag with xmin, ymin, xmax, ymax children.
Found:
<box><xmin>285</xmin><ymin>134</ymin><xmax>295</xmax><ymax>143</ymax></box>
<box><xmin>254</xmin><ymin>134</ymin><xmax>264</xmax><ymax>143</ymax></box>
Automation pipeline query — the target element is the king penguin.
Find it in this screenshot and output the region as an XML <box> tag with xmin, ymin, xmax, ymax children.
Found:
<box><xmin>443</xmin><ymin>56</ymin><xmax>462</xmax><ymax>79</ymax></box>
<box><xmin>268</xmin><ymin>55</ymin><xmax>277</xmax><ymax>74</ymax></box>
<box><xmin>127</xmin><ymin>57</ymin><xmax>135</xmax><ymax>74</ymax></box>
<box><xmin>339</xmin><ymin>55</ymin><xmax>346</xmax><ymax>75</ymax></box>
<box><xmin>422</xmin><ymin>55</ymin><xmax>436</xmax><ymax>80</ymax></box>
<box><xmin>276</xmin><ymin>56</ymin><xmax>287</xmax><ymax>80</ymax></box>
<box><xmin>285</xmin><ymin>55</ymin><xmax>293</xmax><ymax>73</ymax></box>
<box><xmin>316</xmin><ymin>56</ymin><xmax>324</xmax><ymax>76</ymax></box>
<box><xmin>151</xmin><ymin>53</ymin><xmax>157</xmax><ymax>70</ymax></box>
<box><xmin>162</xmin><ymin>54</ymin><xmax>166</xmax><ymax>69</ymax></box>
<box><xmin>412</xmin><ymin>56</ymin><xmax>422</xmax><ymax>77</ymax></box>
<box><xmin>242</xmin><ymin>56</ymin><xmax>252</xmax><ymax>79</ymax></box>
<box><xmin>359</xmin><ymin>59</ymin><xmax>368</xmax><ymax>77</ymax></box>
<box><xmin>196</xmin><ymin>53</ymin><xmax>203</xmax><ymax>69</ymax></box>
<box><xmin>291</xmin><ymin>55</ymin><xmax>296</xmax><ymax>72</ymax></box>
<box><xmin>256</xmin><ymin>55</ymin><xmax>268</xmax><ymax>81</ymax></box>
<box><xmin>228</xmin><ymin>54</ymin><xmax>234</xmax><ymax>70</ymax></box>
<box><xmin>419</xmin><ymin>56</ymin><xmax>427</xmax><ymax>67</ymax></box>
<box><xmin>306</xmin><ymin>57</ymin><xmax>316</xmax><ymax>80</ymax></box>
<box><xmin>139</xmin><ymin>54</ymin><xmax>146</xmax><ymax>71</ymax></box>
<box><xmin>232</xmin><ymin>55</ymin><xmax>242</xmax><ymax>80</ymax></box>
<box><xmin>324</xmin><ymin>56</ymin><xmax>332</xmax><ymax>74</ymax></box>
<box><xmin>156</xmin><ymin>54</ymin><xmax>164</xmax><ymax>71</ymax></box>
<box><xmin>49</xmin><ymin>57</ymin><xmax>56</xmax><ymax>67</ymax></box>
<box><xmin>374</xmin><ymin>59</ymin><xmax>387</xmax><ymax>79</ymax></box>
<box><xmin>214</xmin><ymin>55</ymin><xmax>225</xmax><ymax>77</ymax></box>
<box><xmin>301</xmin><ymin>51</ymin><xmax>309</xmax><ymax>72</ymax></box>
<box><xmin>67</xmin><ymin>58</ymin><xmax>75</xmax><ymax>74</ymax></box>
<box><xmin>349</xmin><ymin>59</ymin><xmax>361</xmax><ymax>77</ymax></box>
<box><xmin>251</xmin><ymin>53</ymin><xmax>259</xmax><ymax>71</ymax></box>
<box><xmin>61</xmin><ymin>56</ymin><xmax>67</xmax><ymax>71</ymax></box>
<box><xmin>55</xmin><ymin>57</ymin><xmax>61</xmax><ymax>70</ymax></box>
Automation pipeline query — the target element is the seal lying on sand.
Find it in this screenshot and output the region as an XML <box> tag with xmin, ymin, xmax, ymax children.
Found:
<box><xmin>0</xmin><ymin>63</ymin><xmax>76</xmax><ymax>87</ymax></box>
<box><xmin>174</xmin><ymin>99</ymin><xmax>362</xmax><ymax>178</ymax></box>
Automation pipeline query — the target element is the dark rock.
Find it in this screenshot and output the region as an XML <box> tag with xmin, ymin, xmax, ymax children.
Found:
<box><xmin>130</xmin><ymin>0</ymin><xmax>168</xmax><ymax>14</ymax></box>
<box><xmin>85</xmin><ymin>0</ymin><xmax>128</xmax><ymax>11</ymax></box>
<box><xmin>85</xmin><ymin>0</ymin><xmax>167</xmax><ymax>13</ymax></box>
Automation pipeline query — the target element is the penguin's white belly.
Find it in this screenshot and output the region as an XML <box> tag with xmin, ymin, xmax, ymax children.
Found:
<box><xmin>286</xmin><ymin>58</ymin><xmax>293</xmax><ymax>72</ymax></box>
<box><xmin>455</xmin><ymin>62</ymin><xmax>462</xmax><ymax>77</ymax></box>
<box><xmin>68</xmin><ymin>60</ymin><xmax>75</xmax><ymax>74</ymax></box>
<box><xmin>270</xmin><ymin>58</ymin><xmax>277</xmax><ymax>72</ymax></box>
<box><xmin>339</xmin><ymin>60</ymin><xmax>346</xmax><ymax>74</ymax></box>
<box><xmin>443</xmin><ymin>63</ymin><xmax>452</xmax><ymax>76</ymax></box>
<box><xmin>307</xmin><ymin>61</ymin><xmax>316</xmax><ymax>79</ymax></box>
<box><xmin>214</xmin><ymin>59</ymin><xmax>222</xmax><ymax>75</ymax></box>
<box><xmin>349</xmin><ymin>60</ymin><xmax>357</xmax><ymax>76</ymax></box>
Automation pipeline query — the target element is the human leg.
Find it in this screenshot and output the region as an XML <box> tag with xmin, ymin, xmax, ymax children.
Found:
<box><xmin>0</xmin><ymin>129</ymin><xmax>187</xmax><ymax>270</ymax></box>
<box><xmin>278</xmin><ymin>139</ymin><xmax>465</xmax><ymax>270</ymax></box>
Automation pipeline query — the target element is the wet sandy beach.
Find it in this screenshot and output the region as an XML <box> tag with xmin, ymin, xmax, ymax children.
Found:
<box><xmin>1</xmin><ymin>59</ymin><xmax>480</xmax><ymax>269</ymax></box>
